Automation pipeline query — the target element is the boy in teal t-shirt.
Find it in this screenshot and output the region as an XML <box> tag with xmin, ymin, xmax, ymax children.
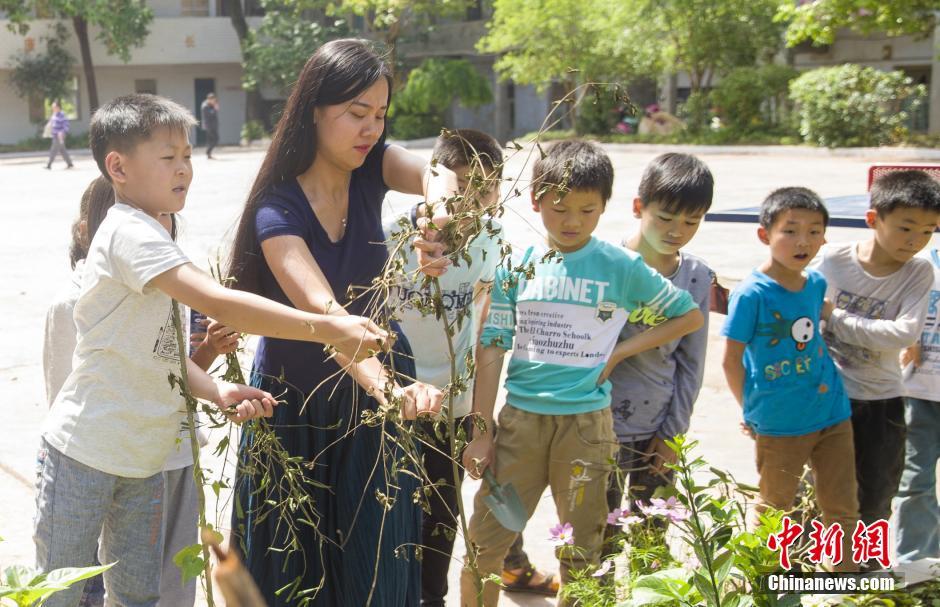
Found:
<box><xmin>459</xmin><ymin>140</ymin><xmax>703</xmax><ymax>607</ymax></box>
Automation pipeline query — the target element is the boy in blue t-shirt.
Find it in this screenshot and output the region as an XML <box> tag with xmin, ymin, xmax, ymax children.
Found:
<box><xmin>721</xmin><ymin>187</ymin><xmax>859</xmax><ymax>572</ymax></box>
<box><xmin>459</xmin><ymin>140</ymin><xmax>704</xmax><ymax>606</ymax></box>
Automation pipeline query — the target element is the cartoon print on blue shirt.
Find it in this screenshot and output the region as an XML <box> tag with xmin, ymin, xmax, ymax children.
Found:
<box><xmin>755</xmin><ymin>311</ymin><xmax>815</xmax><ymax>351</ymax></box>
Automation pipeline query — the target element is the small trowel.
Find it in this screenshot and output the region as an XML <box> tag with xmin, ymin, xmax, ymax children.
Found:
<box><xmin>482</xmin><ymin>468</ymin><xmax>527</xmax><ymax>532</ymax></box>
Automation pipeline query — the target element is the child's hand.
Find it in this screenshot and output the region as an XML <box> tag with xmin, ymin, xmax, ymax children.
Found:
<box><xmin>326</xmin><ymin>315</ymin><xmax>394</xmax><ymax>362</ymax></box>
<box><xmin>597</xmin><ymin>359</ymin><xmax>616</xmax><ymax>385</ymax></box>
<box><xmin>414</xmin><ymin>215</ymin><xmax>451</xmax><ymax>277</ymax></box>
<box><xmin>205</xmin><ymin>319</ymin><xmax>239</xmax><ymax>355</ymax></box>
<box><xmin>821</xmin><ymin>298</ymin><xmax>834</xmax><ymax>322</ymax></box>
<box><xmin>462</xmin><ymin>431</ymin><xmax>496</xmax><ymax>480</ymax></box>
<box><xmin>397</xmin><ymin>381</ymin><xmax>443</xmax><ymax>420</ymax></box>
<box><xmin>214</xmin><ymin>382</ymin><xmax>277</xmax><ymax>423</ymax></box>
<box><xmin>644</xmin><ymin>436</ymin><xmax>677</xmax><ymax>476</ymax></box>
<box><xmin>901</xmin><ymin>344</ymin><xmax>922</xmax><ymax>368</ymax></box>
<box><xmin>739</xmin><ymin>421</ymin><xmax>755</xmax><ymax>440</ymax></box>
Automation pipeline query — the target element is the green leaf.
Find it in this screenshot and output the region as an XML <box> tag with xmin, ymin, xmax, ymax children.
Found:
<box><xmin>0</xmin><ymin>562</ymin><xmax>112</xmax><ymax>606</ymax></box>
<box><xmin>173</xmin><ymin>544</ymin><xmax>206</xmax><ymax>583</ymax></box>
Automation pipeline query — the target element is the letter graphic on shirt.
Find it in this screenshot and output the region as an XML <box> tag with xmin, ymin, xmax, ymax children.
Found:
<box><xmin>827</xmin><ymin>290</ymin><xmax>888</xmax><ymax>367</ymax></box>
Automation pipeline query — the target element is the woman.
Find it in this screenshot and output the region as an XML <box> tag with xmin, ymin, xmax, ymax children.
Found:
<box><xmin>46</xmin><ymin>101</ymin><xmax>74</xmax><ymax>169</ymax></box>
<box><xmin>228</xmin><ymin>39</ymin><xmax>453</xmax><ymax>606</ymax></box>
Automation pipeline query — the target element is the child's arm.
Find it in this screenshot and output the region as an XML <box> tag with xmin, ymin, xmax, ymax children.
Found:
<box><xmin>150</xmin><ymin>263</ymin><xmax>388</xmax><ymax>362</ymax></box>
<box><xmin>600</xmin><ymin>309</ymin><xmax>704</xmax><ymax>382</ymax></box>
<box><xmin>184</xmin><ymin>357</ymin><xmax>276</xmax><ymax>423</ymax></box>
<box><xmin>462</xmin><ymin>343</ymin><xmax>505</xmax><ymax>479</ymax></box>
<box><xmin>658</xmin><ymin>298</ymin><xmax>710</xmax><ymax>440</ymax></box>
<box><xmin>721</xmin><ymin>338</ymin><xmax>747</xmax><ymax>407</ymax></box>
<box><xmin>190</xmin><ymin>318</ymin><xmax>239</xmax><ymax>372</ymax></box>
<box><xmin>821</xmin><ymin>265</ymin><xmax>932</xmax><ymax>351</ymax></box>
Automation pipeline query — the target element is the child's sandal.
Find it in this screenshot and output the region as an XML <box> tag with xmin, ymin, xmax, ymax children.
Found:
<box><xmin>500</xmin><ymin>564</ymin><xmax>559</xmax><ymax>596</ymax></box>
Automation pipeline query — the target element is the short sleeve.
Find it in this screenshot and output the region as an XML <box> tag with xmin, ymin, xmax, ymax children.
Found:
<box><xmin>477</xmin><ymin>222</ymin><xmax>503</xmax><ymax>285</ymax></box>
<box><xmin>721</xmin><ymin>286</ymin><xmax>759</xmax><ymax>344</ymax></box>
<box><xmin>480</xmin><ymin>262</ymin><xmax>518</xmax><ymax>350</ymax></box>
<box><xmin>255</xmin><ymin>191</ymin><xmax>307</xmax><ymax>243</ymax></box>
<box><xmin>623</xmin><ymin>255</ymin><xmax>696</xmax><ymax>317</ymax></box>
<box><xmin>109</xmin><ymin>217</ymin><xmax>189</xmax><ymax>293</ymax></box>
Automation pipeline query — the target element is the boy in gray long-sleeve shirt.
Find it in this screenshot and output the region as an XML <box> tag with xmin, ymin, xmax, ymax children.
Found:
<box><xmin>812</xmin><ymin>170</ymin><xmax>940</xmax><ymax>538</ymax></box>
<box><xmin>604</xmin><ymin>153</ymin><xmax>715</xmax><ymax>521</ymax></box>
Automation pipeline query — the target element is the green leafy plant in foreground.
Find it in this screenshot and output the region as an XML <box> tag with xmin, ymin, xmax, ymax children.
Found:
<box><xmin>0</xmin><ymin>563</ymin><xmax>113</xmax><ymax>607</ymax></box>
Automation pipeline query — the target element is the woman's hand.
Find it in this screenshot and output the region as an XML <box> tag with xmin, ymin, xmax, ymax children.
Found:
<box><xmin>214</xmin><ymin>382</ymin><xmax>277</xmax><ymax>423</ymax></box>
<box><xmin>191</xmin><ymin>317</ymin><xmax>240</xmax><ymax>356</ymax></box>
<box><xmin>397</xmin><ymin>381</ymin><xmax>443</xmax><ymax>420</ymax></box>
<box><xmin>324</xmin><ymin>315</ymin><xmax>393</xmax><ymax>362</ymax></box>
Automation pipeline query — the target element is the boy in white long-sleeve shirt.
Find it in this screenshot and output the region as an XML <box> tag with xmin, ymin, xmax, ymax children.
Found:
<box><xmin>813</xmin><ymin>170</ymin><xmax>940</xmax><ymax>559</ymax></box>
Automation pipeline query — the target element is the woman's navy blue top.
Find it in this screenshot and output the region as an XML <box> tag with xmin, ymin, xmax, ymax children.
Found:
<box><xmin>253</xmin><ymin>143</ymin><xmax>394</xmax><ymax>393</ymax></box>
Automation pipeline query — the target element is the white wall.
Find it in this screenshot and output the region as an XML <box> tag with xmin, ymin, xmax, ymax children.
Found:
<box><xmin>0</xmin><ymin>63</ymin><xmax>246</xmax><ymax>145</ymax></box>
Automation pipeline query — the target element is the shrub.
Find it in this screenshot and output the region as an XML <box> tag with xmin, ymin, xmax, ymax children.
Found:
<box><xmin>678</xmin><ymin>91</ymin><xmax>712</xmax><ymax>134</ymax></box>
<box><xmin>711</xmin><ymin>65</ymin><xmax>798</xmax><ymax>134</ymax></box>
<box><xmin>240</xmin><ymin>120</ymin><xmax>266</xmax><ymax>143</ymax></box>
<box><xmin>788</xmin><ymin>64</ymin><xmax>926</xmax><ymax>147</ymax></box>
<box><xmin>575</xmin><ymin>85</ymin><xmax>632</xmax><ymax>136</ymax></box>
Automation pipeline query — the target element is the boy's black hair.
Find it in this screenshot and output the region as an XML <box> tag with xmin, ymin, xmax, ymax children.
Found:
<box><xmin>531</xmin><ymin>139</ymin><xmax>614</xmax><ymax>204</ymax></box>
<box><xmin>759</xmin><ymin>187</ymin><xmax>829</xmax><ymax>229</ymax></box>
<box><xmin>90</xmin><ymin>94</ymin><xmax>197</xmax><ymax>181</ymax></box>
<box><xmin>870</xmin><ymin>170</ymin><xmax>940</xmax><ymax>216</ymax></box>
<box><xmin>638</xmin><ymin>153</ymin><xmax>714</xmax><ymax>215</ymax></box>
<box><xmin>432</xmin><ymin>128</ymin><xmax>504</xmax><ymax>178</ymax></box>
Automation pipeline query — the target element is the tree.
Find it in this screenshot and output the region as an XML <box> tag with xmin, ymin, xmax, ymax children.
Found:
<box><xmin>778</xmin><ymin>0</ymin><xmax>940</xmax><ymax>47</ymax></box>
<box><xmin>243</xmin><ymin>0</ymin><xmax>349</xmax><ymax>96</ymax></box>
<box><xmin>8</xmin><ymin>22</ymin><xmax>76</xmax><ymax>112</ymax></box>
<box><xmin>632</xmin><ymin>0</ymin><xmax>783</xmax><ymax>93</ymax></box>
<box><xmin>327</xmin><ymin>0</ymin><xmax>473</xmax><ymax>87</ymax></box>
<box><xmin>389</xmin><ymin>58</ymin><xmax>492</xmax><ymax>138</ymax></box>
<box><xmin>477</xmin><ymin>0</ymin><xmax>660</xmax><ymax>123</ymax></box>
<box><xmin>0</xmin><ymin>0</ymin><xmax>152</xmax><ymax>112</ymax></box>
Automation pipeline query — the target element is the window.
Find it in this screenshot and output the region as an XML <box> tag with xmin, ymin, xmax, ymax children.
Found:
<box><xmin>135</xmin><ymin>79</ymin><xmax>157</xmax><ymax>95</ymax></box>
<box><xmin>181</xmin><ymin>0</ymin><xmax>209</xmax><ymax>16</ymax></box>
<box><xmin>466</xmin><ymin>0</ymin><xmax>483</xmax><ymax>20</ymax></box>
<box><xmin>216</xmin><ymin>0</ymin><xmax>263</xmax><ymax>17</ymax></box>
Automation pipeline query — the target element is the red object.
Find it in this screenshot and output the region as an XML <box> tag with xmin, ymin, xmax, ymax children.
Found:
<box><xmin>851</xmin><ymin>519</ymin><xmax>892</xmax><ymax>569</ymax></box>
<box><xmin>868</xmin><ymin>164</ymin><xmax>940</xmax><ymax>190</ymax></box>
<box><xmin>767</xmin><ymin>516</ymin><xmax>804</xmax><ymax>570</ymax></box>
<box><xmin>807</xmin><ymin>520</ymin><xmax>844</xmax><ymax>566</ymax></box>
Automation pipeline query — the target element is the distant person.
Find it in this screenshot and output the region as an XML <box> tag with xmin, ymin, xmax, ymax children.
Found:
<box><xmin>201</xmin><ymin>92</ymin><xmax>219</xmax><ymax>159</ymax></box>
<box><xmin>45</xmin><ymin>101</ymin><xmax>74</xmax><ymax>169</ymax></box>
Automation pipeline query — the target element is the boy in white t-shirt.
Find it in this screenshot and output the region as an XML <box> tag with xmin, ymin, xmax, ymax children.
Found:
<box><xmin>36</xmin><ymin>94</ymin><xmax>417</xmax><ymax>607</ymax></box>
<box><xmin>893</xmin><ymin>248</ymin><xmax>940</xmax><ymax>562</ymax></box>
<box><xmin>386</xmin><ymin>129</ymin><xmax>556</xmax><ymax>602</ymax></box>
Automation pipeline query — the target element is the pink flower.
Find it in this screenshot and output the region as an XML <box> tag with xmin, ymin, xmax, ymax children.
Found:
<box><xmin>548</xmin><ymin>522</ymin><xmax>575</xmax><ymax>546</ymax></box>
<box><xmin>607</xmin><ymin>508</ymin><xmax>625</xmax><ymax>526</ymax></box>
<box><xmin>618</xmin><ymin>514</ymin><xmax>643</xmax><ymax>529</ymax></box>
<box><xmin>592</xmin><ymin>559</ymin><xmax>613</xmax><ymax>577</ymax></box>
<box><xmin>638</xmin><ymin>496</ymin><xmax>691</xmax><ymax>523</ymax></box>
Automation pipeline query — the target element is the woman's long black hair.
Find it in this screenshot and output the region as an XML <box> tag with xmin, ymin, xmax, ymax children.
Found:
<box><xmin>226</xmin><ymin>38</ymin><xmax>392</xmax><ymax>294</ymax></box>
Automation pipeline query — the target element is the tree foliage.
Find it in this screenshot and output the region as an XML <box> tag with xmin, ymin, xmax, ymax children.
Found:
<box><xmin>243</xmin><ymin>0</ymin><xmax>349</xmax><ymax>94</ymax></box>
<box><xmin>325</xmin><ymin>0</ymin><xmax>472</xmax><ymax>84</ymax></box>
<box><xmin>789</xmin><ymin>64</ymin><xmax>926</xmax><ymax>147</ymax></box>
<box><xmin>778</xmin><ymin>0</ymin><xmax>940</xmax><ymax>47</ymax></box>
<box><xmin>390</xmin><ymin>58</ymin><xmax>492</xmax><ymax>139</ymax></box>
<box><xmin>0</xmin><ymin>0</ymin><xmax>152</xmax><ymax>111</ymax></box>
<box><xmin>478</xmin><ymin>0</ymin><xmax>659</xmax><ymax>92</ymax></box>
<box><xmin>8</xmin><ymin>23</ymin><xmax>76</xmax><ymax>106</ymax></box>
<box><xmin>633</xmin><ymin>0</ymin><xmax>783</xmax><ymax>92</ymax></box>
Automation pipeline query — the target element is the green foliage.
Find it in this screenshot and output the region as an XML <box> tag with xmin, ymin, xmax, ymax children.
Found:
<box><xmin>242</xmin><ymin>0</ymin><xmax>349</xmax><ymax>94</ymax></box>
<box><xmin>622</xmin><ymin>0</ymin><xmax>782</xmax><ymax>94</ymax></box>
<box><xmin>575</xmin><ymin>86</ymin><xmax>633</xmax><ymax>136</ymax></box>
<box><xmin>710</xmin><ymin>65</ymin><xmax>799</xmax><ymax>134</ymax></box>
<box><xmin>478</xmin><ymin>0</ymin><xmax>660</xmax><ymax>92</ymax></box>
<box><xmin>8</xmin><ymin>23</ymin><xmax>76</xmax><ymax>106</ymax></box>
<box><xmin>327</xmin><ymin>0</ymin><xmax>469</xmax><ymax>31</ymax></box>
<box><xmin>0</xmin><ymin>0</ymin><xmax>152</xmax><ymax>64</ymax></box>
<box><xmin>389</xmin><ymin>59</ymin><xmax>492</xmax><ymax>140</ymax></box>
<box><xmin>679</xmin><ymin>91</ymin><xmax>712</xmax><ymax>134</ymax></box>
<box><xmin>240</xmin><ymin>120</ymin><xmax>266</xmax><ymax>142</ymax></box>
<box><xmin>789</xmin><ymin>64</ymin><xmax>926</xmax><ymax>147</ymax></box>
<box><xmin>0</xmin><ymin>562</ymin><xmax>113</xmax><ymax>607</ymax></box>
<box><xmin>778</xmin><ymin>0</ymin><xmax>939</xmax><ymax>47</ymax></box>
